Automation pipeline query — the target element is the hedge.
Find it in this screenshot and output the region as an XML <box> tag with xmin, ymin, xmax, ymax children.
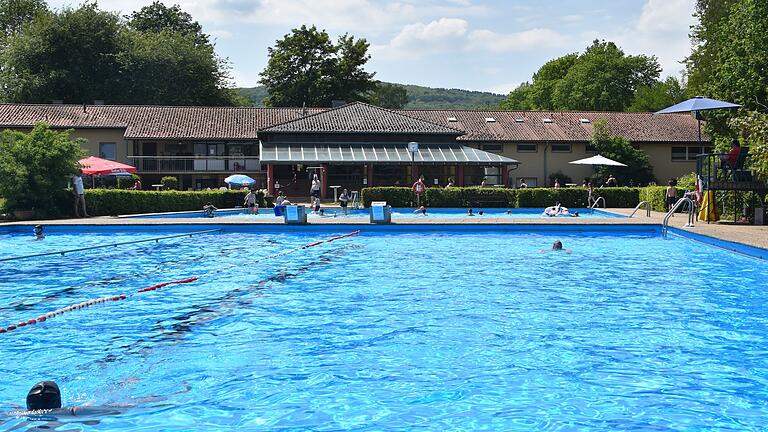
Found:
<box><xmin>54</xmin><ymin>189</ymin><xmax>266</xmax><ymax>217</ymax></box>
<box><xmin>362</xmin><ymin>186</ymin><xmax>643</xmax><ymax>208</ymax></box>
<box><xmin>639</xmin><ymin>186</ymin><xmax>667</xmax><ymax>212</ymax></box>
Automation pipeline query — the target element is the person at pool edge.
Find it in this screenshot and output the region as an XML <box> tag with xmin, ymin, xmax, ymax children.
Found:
<box><xmin>33</xmin><ymin>225</ymin><xmax>45</xmax><ymax>240</ymax></box>
<box><xmin>203</xmin><ymin>202</ymin><xmax>217</xmax><ymax>218</ymax></box>
<box><xmin>71</xmin><ymin>174</ymin><xmax>89</xmax><ymax>218</ymax></box>
<box><xmin>243</xmin><ymin>189</ymin><xmax>259</xmax><ymax>214</ymax></box>
<box><xmin>413</xmin><ymin>205</ymin><xmax>427</xmax><ymax>216</ymax></box>
<box><xmin>338</xmin><ymin>188</ymin><xmax>350</xmax><ymax>215</ymax></box>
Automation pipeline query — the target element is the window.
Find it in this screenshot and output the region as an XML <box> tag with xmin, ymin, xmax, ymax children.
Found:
<box><xmin>542</xmin><ymin>118</ymin><xmax>553</xmax><ymax>123</ymax></box>
<box><xmin>514</xmin><ymin>118</ymin><xmax>525</xmax><ymax>123</ymax></box>
<box><xmin>447</xmin><ymin>117</ymin><xmax>458</xmax><ymax>122</ymax></box>
<box><xmin>672</xmin><ymin>146</ymin><xmax>711</xmax><ymax>161</ymax></box>
<box><xmin>99</xmin><ymin>142</ymin><xmax>116</xmax><ymax>160</ymax></box>
<box><xmin>551</xmin><ymin>143</ymin><xmax>572</xmax><ymax>153</ymax></box>
<box><xmin>585</xmin><ymin>143</ymin><xmax>597</xmax><ymax>153</ymax></box>
<box><xmin>485</xmin><ymin>117</ymin><xmax>496</xmax><ymax>123</ymax></box>
<box><xmin>482</xmin><ymin>143</ymin><xmax>503</xmax><ymax>153</ymax></box>
<box><xmin>517</xmin><ymin>143</ymin><xmax>537</xmax><ymax>152</ymax></box>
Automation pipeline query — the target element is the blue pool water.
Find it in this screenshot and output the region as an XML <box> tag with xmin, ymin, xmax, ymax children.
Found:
<box><xmin>1</xmin><ymin>225</ymin><xmax>768</xmax><ymax>430</ymax></box>
<box><xmin>131</xmin><ymin>207</ymin><xmax>622</xmax><ymax>219</ymax></box>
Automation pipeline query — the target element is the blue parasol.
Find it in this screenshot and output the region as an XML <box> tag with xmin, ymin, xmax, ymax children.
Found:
<box><xmin>655</xmin><ymin>96</ymin><xmax>741</xmax><ymax>145</ymax></box>
<box><xmin>224</xmin><ymin>174</ymin><xmax>256</xmax><ymax>186</ymax></box>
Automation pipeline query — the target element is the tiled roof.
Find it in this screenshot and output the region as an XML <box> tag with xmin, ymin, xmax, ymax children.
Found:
<box><xmin>0</xmin><ymin>103</ymin><xmax>706</xmax><ymax>143</ymax></box>
<box><xmin>403</xmin><ymin>110</ymin><xmax>705</xmax><ymax>143</ymax></box>
<box><xmin>0</xmin><ymin>104</ymin><xmax>324</xmax><ymax>139</ymax></box>
<box><xmin>261</xmin><ymin>102</ymin><xmax>464</xmax><ymax>135</ymax></box>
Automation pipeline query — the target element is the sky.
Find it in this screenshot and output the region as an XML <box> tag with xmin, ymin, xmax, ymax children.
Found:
<box><xmin>49</xmin><ymin>0</ymin><xmax>697</xmax><ymax>95</ymax></box>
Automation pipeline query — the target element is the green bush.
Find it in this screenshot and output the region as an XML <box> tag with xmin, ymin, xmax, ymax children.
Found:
<box><xmin>639</xmin><ymin>186</ymin><xmax>666</xmax><ymax>211</ymax></box>
<box><xmin>516</xmin><ymin>188</ymin><xmax>589</xmax><ymax>207</ymax></box>
<box><xmin>53</xmin><ymin>189</ymin><xmax>266</xmax><ymax>217</ymax></box>
<box><xmin>591</xmin><ymin>187</ymin><xmax>642</xmax><ymax>208</ymax></box>
<box><xmin>161</xmin><ymin>176</ymin><xmax>178</xmax><ymax>190</ymax></box>
<box><xmin>426</xmin><ymin>187</ymin><xmax>516</xmax><ymax>207</ymax></box>
<box><xmin>361</xmin><ymin>186</ymin><xmax>646</xmax><ymax>208</ymax></box>
<box><xmin>361</xmin><ymin>187</ymin><xmax>416</xmax><ymax>207</ymax></box>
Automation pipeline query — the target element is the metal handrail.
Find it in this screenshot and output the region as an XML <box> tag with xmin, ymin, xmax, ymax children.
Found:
<box><xmin>662</xmin><ymin>197</ymin><xmax>695</xmax><ymax>238</ymax></box>
<box><xmin>628</xmin><ymin>201</ymin><xmax>651</xmax><ymax>218</ymax></box>
<box><xmin>0</xmin><ymin>229</ymin><xmax>221</xmax><ymax>262</ymax></box>
<box><xmin>590</xmin><ymin>196</ymin><xmax>605</xmax><ymax>211</ymax></box>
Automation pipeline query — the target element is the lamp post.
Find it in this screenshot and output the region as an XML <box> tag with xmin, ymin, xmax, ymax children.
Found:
<box><xmin>408</xmin><ymin>141</ymin><xmax>419</xmax><ymax>183</ymax></box>
<box><xmin>408</xmin><ymin>141</ymin><xmax>420</xmax><ymax>206</ymax></box>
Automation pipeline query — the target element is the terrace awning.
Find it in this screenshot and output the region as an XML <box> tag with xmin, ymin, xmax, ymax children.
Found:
<box><xmin>259</xmin><ymin>142</ymin><xmax>519</xmax><ymax>165</ymax></box>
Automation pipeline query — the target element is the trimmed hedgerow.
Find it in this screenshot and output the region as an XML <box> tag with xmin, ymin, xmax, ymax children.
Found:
<box><xmin>639</xmin><ymin>186</ymin><xmax>668</xmax><ymax>212</ymax></box>
<box><xmin>54</xmin><ymin>189</ymin><xmax>266</xmax><ymax>217</ymax></box>
<box><xmin>363</xmin><ymin>186</ymin><xmax>644</xmax><ymax>208</ymax></box>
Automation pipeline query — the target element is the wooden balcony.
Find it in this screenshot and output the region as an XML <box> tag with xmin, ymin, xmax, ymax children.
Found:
<box><xmin>127</xmin><ymin>156</ymin><xmax>261</xmax><ymax>173</ymax></box>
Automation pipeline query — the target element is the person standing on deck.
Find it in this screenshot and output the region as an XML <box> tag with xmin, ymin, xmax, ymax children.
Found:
<box><xmin>310</xmin><ymin>174</ymin><xmax>321</xmax><ymax>199</ymax></box>
<box><xmin>71</xmin><ymin>174</ymin><xmax>89</xmax><ymax>218</ymax></box>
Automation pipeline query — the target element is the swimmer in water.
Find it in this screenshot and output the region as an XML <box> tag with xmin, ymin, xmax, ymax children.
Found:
<box><xmin>467</xmin><ymin>208</ymin><xmax>474</xmax><ymax>216</ymax></box>
<box><xmin>540</xmin><ymin>240</ymin><xmax>572</xmax><ymax>254</ymax></box>
<box><xmin>33</xmin><ymin>225</ymin><xmax>45</xmax><ymax>240</ymax></box>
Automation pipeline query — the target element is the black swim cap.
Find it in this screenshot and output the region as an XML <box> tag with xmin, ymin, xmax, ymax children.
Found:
<box><xmin>26</xmin><ymin>381</ymin><xmax>61</xmax><ymax>410</ymax></box>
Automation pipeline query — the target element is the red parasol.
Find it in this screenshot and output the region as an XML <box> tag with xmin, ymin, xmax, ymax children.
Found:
<box><xmin>78</xmin><ymin>156</ymin><xmax>137</xmax><ymax>176</ymax></box>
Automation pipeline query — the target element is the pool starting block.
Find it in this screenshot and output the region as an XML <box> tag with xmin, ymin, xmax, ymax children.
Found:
<box><xmin>370</xmin><ymin>201</ymin><xmax>391</xmax><ymax>224</ymax></box>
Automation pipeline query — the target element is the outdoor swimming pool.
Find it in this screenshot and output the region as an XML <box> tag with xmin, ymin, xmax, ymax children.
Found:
<box><xmin>131</xmin><ymin>207</ymin><xmax>622</xmax><ymax>219</ymax></box>
<box><xmin>2</xmin><ymin>225</ymin><xmax>768</xmax><ymax>430</ymax></box>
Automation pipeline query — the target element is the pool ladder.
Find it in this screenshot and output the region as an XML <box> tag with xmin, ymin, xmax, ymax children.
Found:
<box><xmin>662</xmin><ymin>197</ymin><xmax>695</xmax><ymax>238</ymax></box>
<box><xmin>589</xmin><ymin>196</ymin><xmax>605</xmax><ymax>213</ymax></box>
<box><xmin>628</xmin><ymin>201</ymin><xmax>651</xmax><ymax>218</ymax></box>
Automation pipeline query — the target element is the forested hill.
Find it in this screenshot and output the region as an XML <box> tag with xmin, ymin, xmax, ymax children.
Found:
<box><xmin>237</xmin><ymin>83</ymin><xmax>505</xmax><ymax>109</ymax></box>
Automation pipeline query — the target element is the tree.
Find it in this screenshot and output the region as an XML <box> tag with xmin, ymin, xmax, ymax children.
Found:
<box><xmin>499</xmin><ymin>82</ymin><xmax>533</xmax><ymax>110</ymax></box>
<box><xmin>260</xmin><ymin>25</ymin><xmax>376</xmax><ymax>107</ymax></box>
<box><xmin>0</xmin><ymin>3</ymin><xmax>123</xmax><ymax>103</ymax></box>
<box><xmin>369</xmin><ymin>82</ymin><xmax>408</xmax><ymax>109</ymax></box>
<box><xmin>127</xmin><ymin>1</ymin><xmax>209</xmax><ymax>47</ymax></box>
<box><xmin>0</xmin><ymin>2</ymin><xmax>242</xmax><ymax>105</ymax></box>
<box><xmin>627</xmin><ymin>76</ymin><xmax>688</xmax><ymax>112</ymax></box>
<box><xmin>500</xmin><ymin>40</ymin><xmax>661</xmax><ymax>111</ymax></box>
<box><xmin>117</xmin><ymin>29</ymin><xmax>241</xmax><ymax>106</ymax></box>
<box><xmin>0</xmin><ymin>123</ymin><xmax>85</xmax><ymax>214</ymax></box>
<box><xmin>590</xmin><ymin>119</ymin><xmax>656</xmax><ymax>186</ymax></box>
<box><xmin>0</xmin><ymin>0</ymin><xmax>47</xmax><ymax>40</ymax></box>
<box><xmin>686</xmin><ymin>0</ymin><xmax>768</xmax><ymax>139</ymax></box>
<box><xmin>553</xmin><ymin>41</ymin><xmax>660</xmax><ymax>111</ymax></box>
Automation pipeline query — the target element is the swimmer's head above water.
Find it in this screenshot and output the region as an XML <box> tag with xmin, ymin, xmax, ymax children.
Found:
<box><xmin>26</xmin><ymin>381</ymin><xmax>61</xmax><ymax>410</ymax></box>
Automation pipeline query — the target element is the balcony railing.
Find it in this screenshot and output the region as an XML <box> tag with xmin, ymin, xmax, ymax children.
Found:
<box><xmin>127</xmin><ymin>156</ymin><xmax>261</xmax><ymax>173</ymax></box>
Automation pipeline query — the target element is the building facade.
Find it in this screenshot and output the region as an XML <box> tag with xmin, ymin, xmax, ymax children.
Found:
<box><xmin>0</xmin><ymin>102</ymin><xmax>708</xmax><ymax>196</ymax></box>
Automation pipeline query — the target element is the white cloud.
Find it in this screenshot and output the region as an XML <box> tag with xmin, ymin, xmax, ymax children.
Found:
<box><xmin>372</xmin><ymin>18</ymin><xmax>468</xmax><ymax>60</ymax></box>
<box><xmin>637</xmin><ymin>0</ymin><xmax>694</xmax><ymax>33</ymax></box>
<box><xmin>489</xmin><ymin>82</ymin><xmax>520</xmax><ymax>95</ymax></box>
<box><xmin>467</xmin><ymin>28</ymin><xmax>568</xmax><ymax>53</ymax></box>
<box><xmin>561</xmin><ymin>15</ymin><xmax>583</xmax><ymax>23</ymax></box>
<box><xmin>613</xmin><ymin>0</ymin><xmax>696</xmax><ymax>76</ymax></box>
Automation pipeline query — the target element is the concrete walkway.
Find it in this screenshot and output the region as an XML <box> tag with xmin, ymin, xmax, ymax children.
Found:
<box><xmin>2</xmin><ymin>208</ymin><xmax>767</xmax><ymax>251</ymax></box>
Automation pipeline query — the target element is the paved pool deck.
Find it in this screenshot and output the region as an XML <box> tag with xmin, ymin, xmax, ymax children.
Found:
<box><xmin>2</xmin><ymin>208</ymin><xmax>767</xmax><ymax>251</ymax></box>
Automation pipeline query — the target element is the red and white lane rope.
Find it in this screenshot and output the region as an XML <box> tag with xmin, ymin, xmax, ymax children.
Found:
<box><xmin>0</xmin><ymin>230</ymin><xmax>361</xmax><ymax>334</ymax></box>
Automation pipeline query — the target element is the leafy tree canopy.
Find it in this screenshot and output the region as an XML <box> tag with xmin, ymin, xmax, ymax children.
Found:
<box><xmin>127</xmin><ymin>1</ymin><xmax>209</xmax><ymax>46</ymax></box>
<box><xmin>501</xmin><ymin>40</ymin><xmax>662</xmax><ymax>112</ymax></box>
<box><xmin>0</xmin><ymin>1</ymin><xmax>241</xmax><ymax>105</ymax></box>
<box><xmin>686</xmin><ymin>0</ymin><xmax>768</xmax><ymax>142</ymax></box>
<box><xmin>627</xmin><ymin>76</ymin><xmax>688</xmax><ymax>112</ymax></box>
<box><xmin>369</xmin><ymin>82</ymin><xmax>408</xmax><ymax>109</ymax></box>
<box><xmin>0</xmin><ymin>123</ymin><xmax>85</xmax><ymax>214</ymax></box>
<box><xmin>260</xmin><ymin>25</ymin><xmax>376</xmax><ymax>107</ymax></box>
<box><xmin>0</xmin><ymin>0</ymin><xmax>47</xmax><ymax>39</ymax></box>
<box><xmin>590</xmin><ymin>119</ymin><xmax>656</xmax><ymax>186</ymax></box>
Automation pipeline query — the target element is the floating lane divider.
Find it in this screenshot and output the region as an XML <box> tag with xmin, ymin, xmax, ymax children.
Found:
<box><xmin>0</xmin><ymin>230</ymin><xmax>362</xmax><ymax>334</ymax></box>
<box><xmin>0</xmin><ymin>229</ymin><xmax>222</xmax><ymax>262</ymax></box>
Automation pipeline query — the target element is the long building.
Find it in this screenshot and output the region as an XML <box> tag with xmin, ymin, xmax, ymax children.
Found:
<box><xmin>0</xmin><ymin>102</ymin><xmax>708</xmax><ymax>197</ymax></box>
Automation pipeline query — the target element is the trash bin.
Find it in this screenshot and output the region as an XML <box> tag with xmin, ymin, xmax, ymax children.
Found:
<box><xmin>370</xmin><ymin>201</ymin><xmax>391</xmax><ymax>224</ymax></box>
<box><xmin>284</xmin><ymin>205</ymin><xmax>307</xmax><ymax>224</ymax></box>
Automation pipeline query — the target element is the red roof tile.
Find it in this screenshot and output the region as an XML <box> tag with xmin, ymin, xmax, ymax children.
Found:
<box><xmin>0</xmin><ymin>103</ymin><xmax>706</xmax><ymax>143</ymax></box>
